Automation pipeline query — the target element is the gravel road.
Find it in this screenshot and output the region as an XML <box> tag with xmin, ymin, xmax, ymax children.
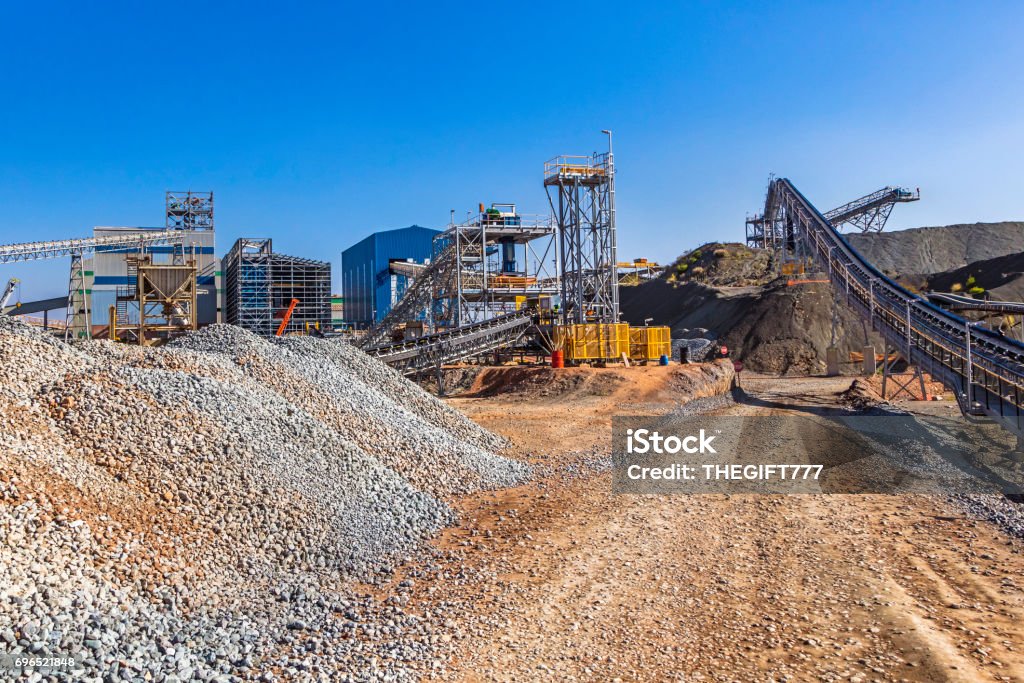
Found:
<box><xmin>428</xmin><ymin>374</ymin><xmax>1024</xmax><ymax>681</ymax></box>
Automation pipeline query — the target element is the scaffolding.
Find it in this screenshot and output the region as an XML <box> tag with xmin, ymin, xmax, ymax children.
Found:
<box><xmin>223</xmin><ymin>238</ymin><xmax>331</xmax><ymax>337</ymax></box>
<box><xmin>544</xmin><ymin>150</ymin><xmax>619</xmax><ymax>324</ymax></box>
<box><xmin>271</xmin><ymin>254</ymin><xmax>331</xmax><ymax>335</ymax></box>
<box><xmin>433</xmin><ymin>203</ymin><xmax>558</xmax><ymax>329</ymax></box>
<box><xmin>166</xmin><ymin>191</ymin><xmax>214</xmax><ymax>231</ymax></box>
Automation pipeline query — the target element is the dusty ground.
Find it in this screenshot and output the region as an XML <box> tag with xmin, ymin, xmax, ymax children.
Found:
<box><xmin>400</xmin><ymin>367</ymin><xmax>1024</xmax><ymax>682</ymax></box>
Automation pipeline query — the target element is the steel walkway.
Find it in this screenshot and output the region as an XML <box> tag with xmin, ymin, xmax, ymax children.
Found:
<box><xmin>767</xmin><ymin>178</ymin><xmax>1024</xmax><ymax>435</ymax></box>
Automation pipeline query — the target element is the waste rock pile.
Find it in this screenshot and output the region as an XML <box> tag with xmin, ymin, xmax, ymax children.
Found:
<box><xmin>0</xmin><ymin>318</ymin><xmax>529</xmax><ymax>679</ymax></box>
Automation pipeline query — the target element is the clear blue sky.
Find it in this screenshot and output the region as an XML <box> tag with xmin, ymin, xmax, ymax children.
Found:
<box><xmin>1</xmin><ymin>1</ymin><xmax>1022</xmax><ymax>300</ymax></box>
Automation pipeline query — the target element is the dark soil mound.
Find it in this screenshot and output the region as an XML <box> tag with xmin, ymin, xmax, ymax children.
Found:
<box><xmin>926</xmin><ymin>252</ymin><xmax>1024</xmax><ymax>302</ymax></box>
<box><xmin>848</xmin><ymin>222</ymin><xmax>1024</xmax><ymax>277</ymax></box>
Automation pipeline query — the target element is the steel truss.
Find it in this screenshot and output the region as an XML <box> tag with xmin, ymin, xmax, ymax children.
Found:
<box><xmin>747</xmin><ymin>185</ymin><xmax>919</xmax><ymax>249</ymax></box>
<box><xmin>357</xmin><ymin>242</ymin><xmax>459</xmax><ymax>350</ymax></box>
<box><xmin>764</xmin><ymin>177</ymin><xmax>1024</xmax><ymax>437</ymax></box>
<box><xmin>824</xmin><ymin>186</ymin><xmax>919</xmax><ymax>233</ymax></box>
<box><xmin>166</xmin><ymin>191</ymin><xmax>214</xmax><ymax>231</ymax></box>
<box><xmin>0</xmin><ymin>230</ymin><xmax>187</xmax><ymax>265</ymax></box>
<box><xmin>544</xmin><ymin>153</ymin><xmax>619</xmax><ymax>324</ymax></box>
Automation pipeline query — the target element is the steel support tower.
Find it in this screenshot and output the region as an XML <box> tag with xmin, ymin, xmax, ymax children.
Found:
<box><xmin>544</xmin><ymin>146</ymin><xmax>619</xmax><ymax>324</ymax></box>
<box><xmin>166</xmin><ymin>191</ymin><xmax>214</xmax><ymax>231</ymax></box>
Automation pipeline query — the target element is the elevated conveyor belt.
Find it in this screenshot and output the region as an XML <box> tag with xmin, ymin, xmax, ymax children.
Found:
<box><xmin>364</xmin><ymin>311</ymin><xmax>533</xmax><ymax>375</ymax></box>
<box><xmin>357</xmin><ymin>244</ymin><xmax>457</xmax><ymax>351</ymax></box>
<box><xmin>768</xmin><ymin>178</ymin><xmax>1024</xmax><ymax>435</ymax></box>
<box><xmin>926</xmin><ymin>292</ymin><xmax>1024</xmax><ymax>316</ymax></box>
<box><xmin>0</xmin><ymin>230</ymin><xmax>186</xmax><ymax>263</ymax></box>
<box><xmin>823</xmin><ymin>186</ymin><xmax>919</xmax><ymax>233</ymax></box>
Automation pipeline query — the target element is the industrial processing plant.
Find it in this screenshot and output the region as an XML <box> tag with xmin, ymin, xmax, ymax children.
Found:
<box><xmin>4</xmin><ymin>4</ymin><xmax>1024</xmax><ymax>681</ymax></box>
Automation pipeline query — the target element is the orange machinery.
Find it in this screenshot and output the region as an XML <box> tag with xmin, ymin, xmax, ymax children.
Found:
<box><xmin>275</xmin><ymin>298</ymin><xmax>300</xmax><ymax>337</ymax></box>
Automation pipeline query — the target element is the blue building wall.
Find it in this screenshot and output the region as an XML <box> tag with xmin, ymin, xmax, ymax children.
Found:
<box><xmin>341</xmin><ymin>225</ymin><xmax>439</xmax><ymax>328</ymax></box>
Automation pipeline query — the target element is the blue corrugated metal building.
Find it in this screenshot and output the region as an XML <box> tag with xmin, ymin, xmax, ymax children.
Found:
<box><xmin>341</xmin><ymin>225</ymin><xmax>439</xmax><ymax>328</ymax></box>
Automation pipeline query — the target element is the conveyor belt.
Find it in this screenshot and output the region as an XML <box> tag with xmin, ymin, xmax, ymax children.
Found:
<box><xmin>364</xmin><ymin>311</ymin><xmax>533</xmax><ymax>375</ymax></box>
<box><xmin>926</xmin><ymin>292</ymin><xmax>1024</xmax><ymax>315</ymax></box>
<box><xmin>768</xmin><ymin>178</ymin><xmax>1024</xmax><ymax>435</ymax></box>
<box><xmin>0</xmin><ymin>230</ymin><xmax>186</xmax><ymax>263</ymax></box>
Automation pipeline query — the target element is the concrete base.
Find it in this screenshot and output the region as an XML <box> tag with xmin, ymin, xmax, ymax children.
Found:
<box><xmin>863</xmin><ymin>346</ymin><xmax>877</xmax><ymax>376</ymax></box>
<box><xmin>826</xmin><ymin>346</ymin><xmax>840</xmax><ymax>377</ymax></box>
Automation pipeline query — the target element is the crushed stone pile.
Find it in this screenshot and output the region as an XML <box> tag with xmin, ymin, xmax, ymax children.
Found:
<box><xmin>673</xmin><ymin>338</ymin><xmax>715</xmax><ymax>362</ymax></box>
<box><xmin>0</xmin><ymin>317</ymin><xmax>529</xmax><ymax>679</ymax></box>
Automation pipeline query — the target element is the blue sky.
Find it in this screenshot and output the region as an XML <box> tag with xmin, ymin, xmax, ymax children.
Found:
<box><xmin>1</xmin><ymin>1</ymin><xmax>1022</xmax><ymax>299</ymax></box>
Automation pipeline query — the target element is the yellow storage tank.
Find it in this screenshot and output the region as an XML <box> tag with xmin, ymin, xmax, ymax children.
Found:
<box><xmin>559</xmin><ymin>323</ymin><xmax>630</xmax><ymax>361</ymax></box>
<box><xmin>629</xmin><ymin>326</ymin><xmax>672</xmax><ymax>361</ymax></box>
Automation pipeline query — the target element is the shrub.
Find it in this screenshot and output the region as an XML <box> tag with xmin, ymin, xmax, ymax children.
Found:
<box><xmin>966</xmin><ymin>275</ymin><xmax>977</xmax><ymax>287</ymax></box>
<box><xmin>691</xmin><ymin>266</ymin><xmax>706</xmax><ymax>277</ymax></box>
<box><xmin>968</xmin><ymin>286</ymin><xmax>985</xmax><ymax>296</ymax></box>
<box><xmin>951</xmin><ymin>282</ymin><xmax>963</xmax><ymax>292</ymax></box>
<box><xmin>677</xmin><ymin>263</ymin><xmax>688</xmax><ymax>272</ymax></box>
<box><xmin>713</xmin><ymin>248</ymin><xmax>728</xmax><ymax>259</ymax></box>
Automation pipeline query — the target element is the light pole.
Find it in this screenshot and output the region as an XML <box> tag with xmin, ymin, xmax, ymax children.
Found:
<box><xmin>601</xmin><ymin>129</ymin><xmax>619</xmax><ymax>321</ymax></box>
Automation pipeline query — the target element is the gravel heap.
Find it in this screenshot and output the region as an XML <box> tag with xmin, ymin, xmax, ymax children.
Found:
<box><xmin>169</xmin><ymin>326</ymin><xmax>525</xmax><ymax>497</ymax></box>
<box><xmin>673</xmin><ymin>337</ymin><xmax>715</xmax><ymax>362</ymax></box>
<box><xmin>0</xmin><ymin>317</ymin><xmax>529</xmax><ymax>679</ymax></box>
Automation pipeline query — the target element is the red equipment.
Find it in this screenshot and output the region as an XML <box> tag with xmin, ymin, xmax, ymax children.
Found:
<box><xmin>275</xmin><ymin>298</ymin><xmax>300</xmax><ymax>337</ymax></box>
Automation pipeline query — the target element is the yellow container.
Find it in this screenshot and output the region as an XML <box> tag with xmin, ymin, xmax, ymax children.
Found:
<box><xmin>559</xmin><ymin>323</ymin><xmax>630</xmax><ymax>361</ymax></box>
<box><xmin>629</xmin><ymin>326</ymin><xmax>672</xmax><ymax>361</ymax></box>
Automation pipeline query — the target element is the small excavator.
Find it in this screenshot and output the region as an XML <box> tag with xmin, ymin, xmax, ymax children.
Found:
<box><xmin>0</xmin><ymin>278</ymin><xmax>20</xmax><ymax>314</ymax></box>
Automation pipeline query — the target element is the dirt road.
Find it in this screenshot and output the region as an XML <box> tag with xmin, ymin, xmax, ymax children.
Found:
<box><xmin>422</xmin><ymin>370</ymin><xmax>1024</xmax><ymax>682</ymax></box>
